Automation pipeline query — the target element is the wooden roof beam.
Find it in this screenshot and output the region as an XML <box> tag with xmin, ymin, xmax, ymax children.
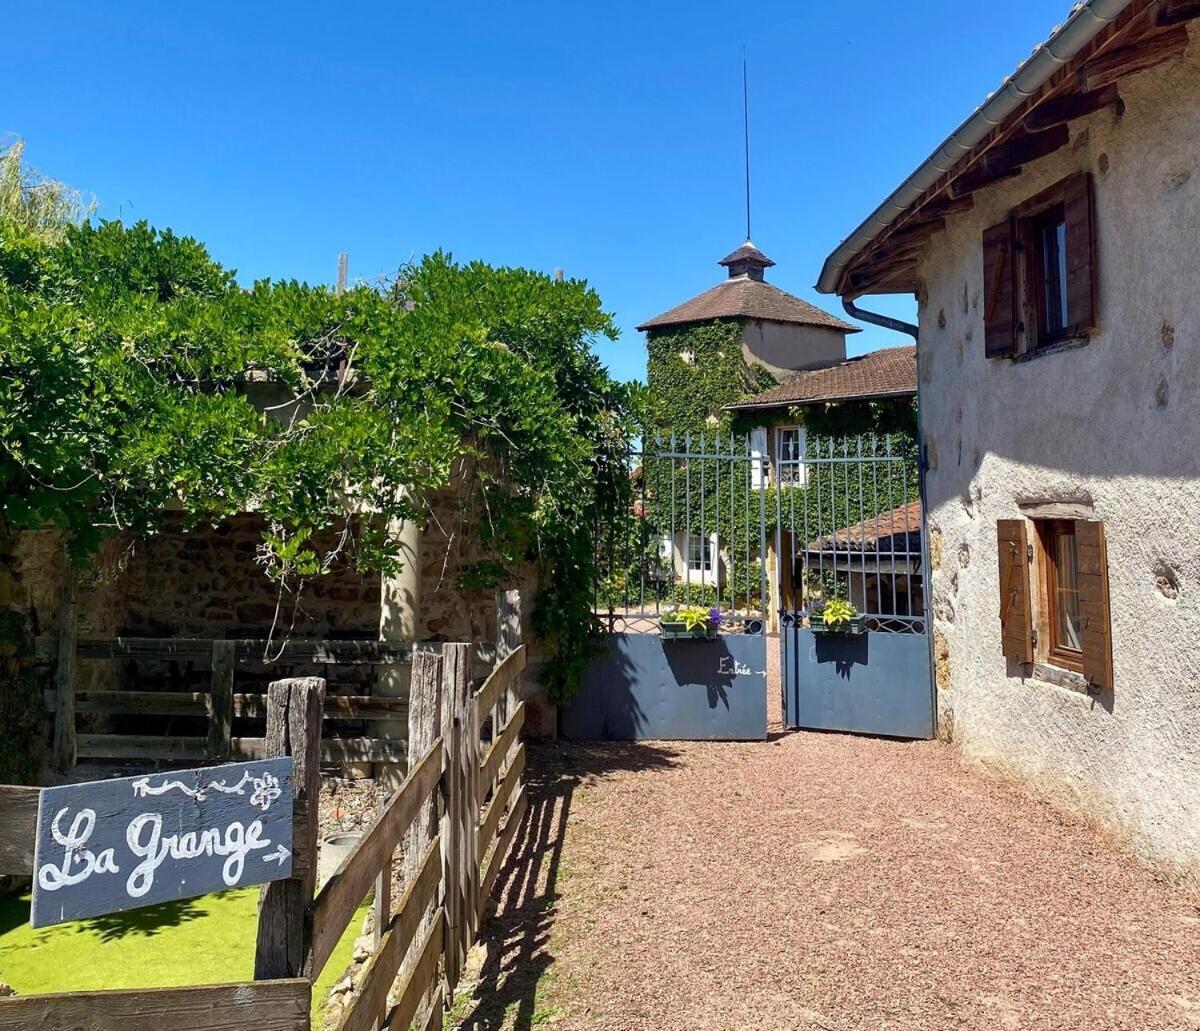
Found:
<box><xmin>1158</xmin><ymin>0</ymin><xmax>1200</xmax><ymax>26</ymax></box>
<box><xmin>1023</xmin><ymin>83</ymin><xmax>1122</xmax><ymax>132</ymax></box>
<box><xmin>1079</xmin><ymin>23</ymin><xmax>1190</xmax><ymax>90</ymax></box>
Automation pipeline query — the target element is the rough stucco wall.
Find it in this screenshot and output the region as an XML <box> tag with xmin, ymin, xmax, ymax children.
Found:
<box><xmin>916</xmin><ymin>36</ymin><xmax>1200</xmax><ymax>881</ymax></box>
<box><xmin>741</xmin><ymin>321</ymin><xmax>847</xmax><ymax>379</ymax></box>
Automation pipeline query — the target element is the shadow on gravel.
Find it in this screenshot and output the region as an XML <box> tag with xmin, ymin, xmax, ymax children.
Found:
<box><xmin>453</xmin><ymin>741</ymin><xmax>681</xmax><ymax>1030</ymax></box>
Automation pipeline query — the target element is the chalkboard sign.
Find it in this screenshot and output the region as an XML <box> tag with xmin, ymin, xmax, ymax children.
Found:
<box><xmin>31</xmin><ymin>758</ymin><xmax>294</xmax><ymax>929</ymax></box>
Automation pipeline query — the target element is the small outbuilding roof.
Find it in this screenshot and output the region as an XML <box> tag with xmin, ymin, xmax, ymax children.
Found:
<box><xmin>807</xmin><ymin>500</ymin><xmax>923</xmax><ymax>555</ymax></box>
<box><xmin>725</xmin><ymin>344</ymin><xmax>916</xmax><ymax>412</ymax></box>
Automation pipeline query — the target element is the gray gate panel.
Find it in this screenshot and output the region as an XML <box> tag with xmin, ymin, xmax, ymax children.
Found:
<box><xmin>562</xmin><ymin>633</ymin><xmax>767</xmax><ymax>741</ymax></box>
<box><xmin>785</xmin><ymin>628</ymin><xmax>934</xmax><ymax>739</ymax></box>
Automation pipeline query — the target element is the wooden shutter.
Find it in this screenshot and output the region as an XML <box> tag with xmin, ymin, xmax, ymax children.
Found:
<box><xmin>997</xmin><ymin>520</ymin><xmax>1033</xmax><ymax>663</ymax></box>
<box><xmin>1063</xmin><ymin>171</ymin><xmax>1098</xmax><ymax>336</ymax></box>
<box><xmin>983</xmin><ymin>219</ymin><xmax>1018</xmax><ymax>358</ymax></box>
<box><xmin>1075</xmin><ymin>519</ymin><xmax>1113</xmax><ymax>694</ymax></box>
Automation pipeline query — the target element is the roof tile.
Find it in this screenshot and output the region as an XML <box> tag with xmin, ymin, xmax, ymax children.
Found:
<box><xmin>637</xmin><ymin>277</ymin><xmax>860</xmax><ymax>333</ymax></box>
<box><xmin>727</xmin><ymin>344</ymin><xmax>916</xmax><ymax>410</ymax></box>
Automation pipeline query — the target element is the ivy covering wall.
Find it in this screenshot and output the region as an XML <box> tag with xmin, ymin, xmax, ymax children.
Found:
<box><xmin>642</xmin><ymin>320</ymin><xmax>776</xmax><ymax>437</ymax></box>
<box><xmin>619</xmin><ymin>312</ymin><xmax>920</xmax><ymax>616</ymax></box>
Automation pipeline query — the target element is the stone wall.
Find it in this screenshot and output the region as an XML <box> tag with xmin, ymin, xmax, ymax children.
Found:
<box><xmin>914</xmin><ymin>31</ymin><xmax>1200</xmax><ymax>883</ymax></box>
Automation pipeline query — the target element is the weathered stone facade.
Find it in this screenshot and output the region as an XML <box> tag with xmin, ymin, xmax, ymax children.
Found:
<box><xmin>916</xmin><ymin>31</ymin><xmax>1200</xmax><ymax>883</ymax></box>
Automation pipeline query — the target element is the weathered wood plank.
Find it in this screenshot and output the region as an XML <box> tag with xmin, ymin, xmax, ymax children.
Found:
<box><xmin>44</xmin><ymin>689</ymin><xmax>209</xmax><ymax>717</ymax></box>
<box><xmin>76</xmin><ymin>735</ymin><xmax>209</xmax><ymax>760</ymax></box>
<box><xmin>308</xmin><ymin>740</ymin><xmax>443</xmax><ymax>978</ymax></box>
<box><xmin>234</xmin><ymin>693</ymin><xmax>408</xmax><ymax>720</ymax></box>
<box><xmin>255</xmin><ymin>677</ymin><xmax>325</xmax><ymax>980</ymax></box>
<box><xmin>52</xmin><ymin>559</ymin><xmax>79</xmax><ymax>773</ymax></box>
<box><xmin>1023</xmin><ymin>83</ymin><xmax>1121</xmax><ymax>132</ymax></box>
<box><xmin>480</xmin><ymin>784</ymin><xmax>527</xmax><ymax>911</ymax></box>
<box><xmin>208</xmin><ymin>640</ymin><xmax>236</xmax><ymax>760</ymax></box>
<box><xmin>384</xmin><ymin>910</ymin><xmax>445</xmax><ymax>1031</ymax></box>
<box><xmin>474</xmin><ymin>645</ymin><xmax>526</xmax><ymax>720</ymax></box>
<box><xmin>480</xmin><ymin>702</ymin><xmax>525</xmax><ymax>791</ymax></box>
<box><xmin>418</xmin><ymin>987</ymin><xmax>445</xmax><ymax>1031</ymax></box>
<box><xmin>336</xmin><ymin>837</ymin><xmax>442</xmax><ymax>1031</ymax></box>
<box><xmin>0</xmin><ymin>979</ymin><xmax>311</xmax><ymax>1030</ymax></box>
<box><xmin>441</xmin><ymin>643</ymin><xmax>472</xmax><ymax>993</ymax></box>
<box><xmin>0</xmin><ymin>785</ymin><xmax>39</xmax><ymax>875</ymax></box>
<box><xmin>232</xmin><ymin>737</ymin><xmax>407</xmax><ymax>763</ymax></box>
<box><xmin>400</xmin><ymin>652</ymin><xmax>444</xmax><ymax>1003</ymax></box>
<box><xmin>477</xmin><ymin>745</ymin><xmax>526</xmax><ymax>858</ymax></box>
<box><xmin>373</xmin><ymin>854</ymin><xmax>391</xmax><ymax>951</ymax></box>
<box><xmin>1080</xmin><ymin>23</ymin><xmax>1189</xmax><ymax>89</ymax></box>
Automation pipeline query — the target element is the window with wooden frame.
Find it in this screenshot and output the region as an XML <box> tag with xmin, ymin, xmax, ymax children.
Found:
<box><xmin>996</xmin><ymin>518</ymin><xmax>1113</xmax><ymax>693</ymax></box>
<box><xmin>983</xmin><ymin>171</ymin><xmax>1097</xmax><ymax>359</ymax></box>
<box><xmin>1038</xmin><ymin>520</ymin><xmax>1083</xmax><ymax>672</ymax></box>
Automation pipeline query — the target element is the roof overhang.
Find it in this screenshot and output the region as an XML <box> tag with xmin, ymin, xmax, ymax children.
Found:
<box><xmin>724</xmin><ymin>388</ymin><xmax>915</xmax><ymax>414</ymax></box>
<box><xmin>816</xmin><ymin>0</ymin><xmax>1194</xmax><ymax>298</ymax></box>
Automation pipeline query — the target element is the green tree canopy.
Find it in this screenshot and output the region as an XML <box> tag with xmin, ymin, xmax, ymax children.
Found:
<box><xmin>0</xmin><ymin>143</ymin><xmax>630</xmax><ymax>701</ymax></box>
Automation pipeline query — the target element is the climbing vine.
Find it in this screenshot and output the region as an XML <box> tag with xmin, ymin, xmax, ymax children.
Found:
<box><xmin>643</xmin><ymin>320</ymin><xmax>776</xmax><ymax>437</ymax></box>
<box><xmin>0</xmin><ymin>142</ymin><xmax>632</xmax><ymax>711</ymax></box>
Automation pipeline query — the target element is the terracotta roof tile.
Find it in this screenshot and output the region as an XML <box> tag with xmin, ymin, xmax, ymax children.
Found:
<box><xmin>807</xmin><ymin>500</ymin><xmax>923</xmax><ymax>554</ymax></box>
<box><xmin>636</xmin><ymin>277</ymin><xmax>860</xmax><ymax>333</ymax></box>
<box><xmin>727</xmin><ymin>345</ymin><xmax>916</xmax><ymax>411</ymax></box>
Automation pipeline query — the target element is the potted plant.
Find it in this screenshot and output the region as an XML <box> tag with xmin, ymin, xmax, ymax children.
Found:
<box><xmin>660</xmin><ymin>604</ymin><xmax>722</xmax><ymax>640</ymax></box>
<box><xmin>808</xmin><ymin>599</ymin><xmax>866</xmax><ymax>636</ymax></box>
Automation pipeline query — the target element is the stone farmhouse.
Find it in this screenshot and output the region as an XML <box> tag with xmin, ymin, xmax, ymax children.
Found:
<box><xmin>817</xmin><ymin>0</ymin><xmax>1200</xmax><ymax>880</ymax></box>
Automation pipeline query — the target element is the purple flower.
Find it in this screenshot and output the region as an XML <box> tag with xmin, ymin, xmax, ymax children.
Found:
<box><xmin>708</xmin><ymin>606</ymin><xmax>723</xmax><ymax>627</ymax></box>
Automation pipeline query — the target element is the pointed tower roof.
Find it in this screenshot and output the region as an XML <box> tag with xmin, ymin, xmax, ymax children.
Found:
<box><xmin>637</xmin><ymin>242</ymin><xmax>859</xmax><ymax>333</ymax></box>
<box><xmin>718</xmin><ymin>240</ymin><xmax>775</xmax><ymax>281</ymax></box>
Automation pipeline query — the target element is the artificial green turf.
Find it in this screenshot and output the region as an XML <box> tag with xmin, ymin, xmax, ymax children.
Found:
<box><xmin>0</xmin><ymin>888</ymin><xmax>364</xmax><ymax>1026</ymax></box>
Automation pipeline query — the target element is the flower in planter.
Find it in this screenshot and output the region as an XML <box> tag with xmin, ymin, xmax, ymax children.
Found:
<box><xmin>708</xmin><ymin>606</ymin><xmax>723</xmax><ymax>628</ymax></box>
<box><xmin>821</xmin><ymin>599</ymin><xmax>858</xmax><ymax>627</ymax></box>
<box><xmin>677</xmin><ymin>605</ymin><xmax>713</xmax><ymax>631</ymax></box>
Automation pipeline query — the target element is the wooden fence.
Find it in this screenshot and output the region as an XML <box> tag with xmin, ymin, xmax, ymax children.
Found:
<box><xmin>37</xmin><ymin>634</ymin><xmax>494</xmax><ymax>771</ymax></box>
<box><xmin>0</xmin><ymin>636</ymin><xmax>529</xmax><ymax>1031</ymax></box>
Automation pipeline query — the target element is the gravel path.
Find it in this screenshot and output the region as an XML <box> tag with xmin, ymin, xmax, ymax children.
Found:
<box><xmin>456</xmin><ymin>691</ymin><xmax>1200</xmax><ymax>1029</ymax></box>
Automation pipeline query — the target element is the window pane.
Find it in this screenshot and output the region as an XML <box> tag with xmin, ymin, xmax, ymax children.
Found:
<box><xmin>1041</xmin><ymin>218</ymin><xmax>1068</xmax><ymax>335</ymax></box>
<box><xmin>1055</xmin><ymin>530</ymin><xmax>1082</xmax><ymax>651</ymax></box>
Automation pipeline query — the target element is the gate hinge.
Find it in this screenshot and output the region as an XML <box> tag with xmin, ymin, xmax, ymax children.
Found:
<box><xmin>1031</xmin><ymin>628</ymin><xmax>1039</xmax><ymax>648</ymax></box>
<box><xmin>1027</xmin><ymin>544</ymin><xmax>1034</xmax><ymax>563</ymax></box>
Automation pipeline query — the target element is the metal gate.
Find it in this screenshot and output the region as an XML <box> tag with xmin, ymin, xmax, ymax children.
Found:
<box><xmin>561</xmin><ymin>433</ymin><xmax>770</xmax><ymax>742</ymax></box>
<box><xmin>775</xmin><ymin>434</ymin><xmax>934</xmax><ymax>739</ymax></box>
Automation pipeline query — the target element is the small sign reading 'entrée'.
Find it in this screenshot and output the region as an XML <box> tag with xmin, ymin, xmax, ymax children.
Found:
<box><xmin>31</xmin><ymin>758</ymin><xmax>294</xmax><ymax>928</ymax></box>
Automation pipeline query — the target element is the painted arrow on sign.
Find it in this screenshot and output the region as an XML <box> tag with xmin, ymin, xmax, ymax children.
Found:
<box><xmin>263</xmin><ymin>845</ymin><xmax>291</xmax><ymax>867</ymax></box>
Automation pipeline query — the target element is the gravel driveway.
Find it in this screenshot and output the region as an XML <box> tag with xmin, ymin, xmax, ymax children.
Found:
<box><xmin>454</xmin><ymin>690</ymin><xmax>1200</xmax><ymax>1029</ymax></box>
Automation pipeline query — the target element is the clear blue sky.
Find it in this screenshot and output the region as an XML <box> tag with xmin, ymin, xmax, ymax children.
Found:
<box><xmin>5</xmin><ymin>1</ymin><xmax>1062</xmax><ymax>383</ymax></box>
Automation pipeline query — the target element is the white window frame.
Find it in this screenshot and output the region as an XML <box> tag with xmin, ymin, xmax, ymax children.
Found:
<box><xmin>687</xmin><ymin>533</ymin><xmax>715</xmax><ymax>574</ymax></box>
<box><xmin>775</xmin><ymin>425</ymin><xmax>808</xmax><ymax>487</ymax></box>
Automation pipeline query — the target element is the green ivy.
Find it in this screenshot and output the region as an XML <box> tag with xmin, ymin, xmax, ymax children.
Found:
<box><xmin>642</xmin><ymin>320</ymin><xmax>776</xmax><ymax>437</ymax></box>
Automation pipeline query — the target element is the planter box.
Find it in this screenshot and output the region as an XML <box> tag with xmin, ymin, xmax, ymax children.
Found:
<box><xmin>810</xmin><ymin>615</ymin><xmax>867</xmax><ymax>636</ymax></box>
<box><xmin>660</xmin><ymin>621</ymin><xmax>718</xmax><ymax>641</ymax></box>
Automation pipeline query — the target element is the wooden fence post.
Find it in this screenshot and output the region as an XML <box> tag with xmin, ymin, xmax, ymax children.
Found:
<box><xmin>401</xmin><ymin>651</ymin><xmax>443</xmax><ymax>969</ymax></box>
<box><xmin>440</xmin><ymin>643</ymin><xmax>472</xmax><ymax>996</ymax></box>
<box><xmin>208</xmin><ymin>640</ymin><xmax>235</xmax><ymax>760</ymax></box>
<box><xmin>254</xmin><ymin>676</ymin><xmax>325</xmax><ymax>980</ymax></box>
<box><xmin>52</xmin><ymin>556</ymin><xmax>78</xmax><ymax>773</ymax></box>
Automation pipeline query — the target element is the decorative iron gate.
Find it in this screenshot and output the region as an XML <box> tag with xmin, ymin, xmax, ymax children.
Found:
<box><xmin>561</xmin><ymin>434</ymin><xmax>769</xmax><ymax>742</ymax></box>
<box><xmin>775</xmin><ymin>435</ymin><xmax>935</xmax><ymax>739</ymax></box>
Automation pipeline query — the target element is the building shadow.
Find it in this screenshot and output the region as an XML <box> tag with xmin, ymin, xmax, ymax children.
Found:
<box><xmin>452</xmin><ymin>741</ymin><xmax>680</xmax><ymax>1029</ymax></box>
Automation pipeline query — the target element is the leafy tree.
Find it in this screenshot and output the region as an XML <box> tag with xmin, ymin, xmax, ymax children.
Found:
<box><xmin>0</xmin><ymin>143</ymin><xmax>631</xmax><ymax>709</ymax></box>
